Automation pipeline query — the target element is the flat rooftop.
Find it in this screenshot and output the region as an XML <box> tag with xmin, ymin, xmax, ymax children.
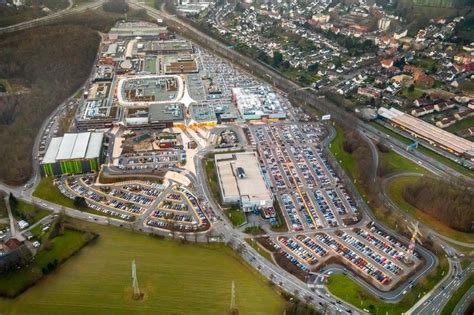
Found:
<box><xmin>215</xmin><ymin>152</ymin><xmax>272</xmax><ymax>204</ymax></box>
<box><xmin>232</xmin><ymin>86</ymin><xmax>286</xmax><ymax>119</ymax></box>
<box><xmin>378</xmin><ymin>107</ymin><xmax>474</xmax><ymax>156</ymax></box>
<box><xmin>149</xmin><ymin>103</ymin><xmax>184</xmax><ymax>122</ymax></box>
<box><xmin>109</xmin><ymin>22</ymin><xmax>168</xmax><ymax>37</ymax></box>
<box><xmin>42</xmin><ymin>132</ymin><xmax>104</xmax><ymax>164</ymax></box>
<box><xmin>142</xmin><ymin>40</ymin><xmax>193</xmax><ymax>53</ymax></box>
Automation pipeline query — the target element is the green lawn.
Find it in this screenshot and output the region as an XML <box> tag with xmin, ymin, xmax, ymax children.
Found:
<box><xmin>144</xmin><ymin>57</ymin><xmax>157</xmax><ymax>73</ymax></box>
<box><xmin>378</xmin><ymin>149</ymin><xmax>428</xmax><ymax>175</ymax></box>
<box><xmin>204</xmin><ymin>159</ymin><xmax>222</xmax><ymax>203</ymax></box>
<box><xmin>441</xmin><ymin>274</ymin><xmax>474</xmax><ymax>315</ymax></box>
<box><xmin>0</xmin><ymin>221</ymin><xmax>286</xmax><ymax>315</ymax></box>
<box><xmin>327</xmin><ymin>254</ymin><xmax>449</xmax><ymax>315</ymax></box>
<box><xmin>330</xmin><ymin>126</ymin><xmax>359</xmax><ymax>179</ymax></box>
<box><xmin>33</xmin><ymin>178</ymin><xmax>135</xmax><ymax>221</ymax></box>
<box><xmin>226</xmin><ymin>207</ymin><xmax>247</xmax><ymax>226</ymax></box>
<box><xmin>245</xmin><ymin>238</ymin><xmax>274</xmax><ymax>264</ymax></box>
<box><xmin>386</xmin><ymin>176</ymin><xmax>474</xmax><ymax>244</ymax></box>
<box><xmin>12</xmin><ymin>201</ymin><xmax>50</xmax><ymax>225</ymax></box>
<box><xmin>0</xmin><ymin>228</ymin><xmax>92</xmax><ymax>297</ymax></box>
<box><xmin>329</xmin><ymin>126</ymin><xmax>368</xmax><ymax>201</ymax></box>
<box><xmin>399</xmin><ymin>87</ymin><xmax>424</xmax><ymax>100</ymax></box>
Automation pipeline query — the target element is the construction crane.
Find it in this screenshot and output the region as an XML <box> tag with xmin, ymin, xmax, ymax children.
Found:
<box><xmin>405</xmin><ymin>222</ymin><xmax>422</xmax><ymax>263</ymax></box>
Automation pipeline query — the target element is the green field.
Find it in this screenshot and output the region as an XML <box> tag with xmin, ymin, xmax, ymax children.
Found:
<box><xmin>330</xmin><ymin>126</ymin><xmax>359</xmax><ymax>179</ymax></box>
<box><xmin>0</xmin><ymin>227</ymin><xmax>92</xmax><ymax>297</ymax></box>
<box><xmin>399</xmin><ymin>87</ymin><xmax>425</xmax><ymax>100</ymax></box>
<box><xmin>204</xmin><ymin>159</ymin><xmax>221</xmax><ymax>203</ymax></box>
<box><xmin>0</xmin><ymin>221</ymin><xmax>286</xmax><ymax>314</ymax></box>
<box><xmin>441</xmin><ymin>274</ymin><xmax>474</xmax><ymax>315</ymax></box>
<box><xmin>33</xmin><ymin>178</ymin><xmax>134</xmax><ymax>221</ymax></box>
<box><xmin>378</xmin><ymin>149</ymin><xmax>427</xmax><ymax>175</ymax></box>
<box><xmin>327</xmin><ymin>254</ymin><xmax>449</xmax><ymax>315</ymax></box>
<box><xmin>386</xmin><ymin>176</ymin><xmax>474</xmax><ymax>244</ymax></box>
<box><xmin>245</xmin><ymin>238</ymin><xmax>274</xmax><ymax>263</ymax></box>
<box><xmin>329</xmin><ymin>126</ymin><xmax>369</xmax><ymax>201</ymax></box>
<box><xmin>12</xmin><ymin>200</ymin><xmax>50</xmax><ymax>225</ymax></box>
<box><xmin>144</xmin><ymin>57</ymin><xmax>157</xmax><ymax>74</ymax></box>
<box><xmin>226</xmin><ymin>207</ymin><xmax>247</xmax><ymax>226</ymax></box>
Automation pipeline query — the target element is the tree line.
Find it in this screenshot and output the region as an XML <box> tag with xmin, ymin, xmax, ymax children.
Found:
<box><xmin>0</xmin><ymin>25</ymin><xmax>101</xmax><ymax>185</ymax></box>
<box><xmin>403</xmin><ymin>178</ymin><xmax>474</xmax><ymax>233</ymax></box>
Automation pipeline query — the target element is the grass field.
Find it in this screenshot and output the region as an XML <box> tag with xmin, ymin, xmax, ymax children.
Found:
<box><xmin>245</xmin><ymin>238</ymin><xmax>274</xmax><ymax>264</ymax></box>
<box><xmin>378</xmin><ymin>149</ymin><xmax>427</xmax><ymax>175</ymax></box>
<box><xmin>144</xmin><ymin>57</ymin><xmax>157</xmax><ymax>73</ymax></box>
<box><xmin>329</xmin><ymin>126</ymin><xmax>371</xmax><ymax>201</ymax></box>
<box><xmin>0</xmin><ymin>221</ymin><xmax>286</xmax><ymax>315</ymax></box>
<box><xmin>226</xmin><ymin>207</ymin><xmax>247</xmax><ymax>226</ymax></box>
<box><xmin>12</xmin><ymin>200</ymin><xmax>50</xmax><ymax>225</ymax></box>
<box><xmin>0</xmin><ymin>227</ymin><xmax>92</xmax><ymax>297</ymax></box>
<box><xmin>441</xmin><ymin>274</ymin><xmax>474</xmax><ymax>315</ymax></box>
<box><xmin>327</xmin><ymin>253</ymin><xmax>449</xmax><ymax>315</ymax></box>
<box><xmin>33</xmin><ymin>178</ymin><xmax>134</xmax><ymax>221</ymax></box>
<box><xmin>386</xmin><ymin>176</ymin><xmax>474</xmax><ymax>244</ymax></box>
<box><xmin>399</xmin><ymin>87</ymin><xmax>425</xmax><ymax>100</ymax></box>
<box><xmin>330</xmin><ymin>126</ymin><xmax>358</xmax><ymax>177</ymax></box>
<box><xmin>204</xmin><ymin>159</ymin><xmax>221</xmax><ymax>203</ymax></box>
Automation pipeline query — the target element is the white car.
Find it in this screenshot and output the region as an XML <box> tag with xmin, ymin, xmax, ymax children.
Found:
<box><xmin>32</xmin><ymin>241</ymin><xmax>41</xmax><ymax>248</ymax></box>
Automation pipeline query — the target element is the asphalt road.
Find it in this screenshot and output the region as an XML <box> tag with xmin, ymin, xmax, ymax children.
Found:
<box><xmin>0</xmin><ymin>3</ymin><xmax>469</xmax><ymax>314</ymax></box>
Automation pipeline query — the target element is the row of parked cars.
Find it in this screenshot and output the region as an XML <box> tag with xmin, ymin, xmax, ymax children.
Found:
<box><xmin>179</xmin><ymin>186</ymin><xmax>211</xmax><ymax>230</ymax></box>
<box><xmin>295</xmin><ymin>235</ymin><xmax>328</xmax><ymax>258</ymax></box>
<box><xmin>65</xmin><ymin>177</ymin><xmax>145</xmax><ymax>214</ymax></box>
<box><xmin>313</xmin><ymin>190</ymin><xmax>338</xmax><ymax>227</ymax></box>
<box><xmin>121</xmin><ymin>183</ymin><xmax>163</xmax><ymax>198</ymax></box>
<box><xmin>355</xmin><ymin>228</ymin><xmax>405</xmax><ymax>262</ymax></box>
<box><xmin>278</xmin><ymin>236</ymin><xmax>318</xmax><ymax>266</ymax></box>
<box><xmin>338</xmin><ymin>232</ymin><xmax>403</xmax><ymax>276</ymax></box>
<box><xmin>57</xmin><ymin>178</ymin><xmax>133</xmax><ymax>221</ymax></box>
<box><xmin>151</xmin><ymin>210</ymin><xmax>195</xmax><ymax>223</ymax></box>
<box><xmin>109</xmin><ymin>188</ymin><xmax>154</xmax><ymax>206</ymax></box>
<box><xmin>315</xmin><ymin>233</ymin><xmax>392</xmax><ymax>286</ymax></box>
<box><xmin>281</xmin><ymin>194</ymin><xmax>303</xmax><ymax>231</ymax></box>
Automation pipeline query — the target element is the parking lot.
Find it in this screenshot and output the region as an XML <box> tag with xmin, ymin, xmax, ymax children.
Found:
<box><xmin>267</xmin><ymin>222</ymin><xmax>423</xmax><ymax>291</ymax></box>
<box><xmin>248</xmin><ymin>122</ymin><xmax>422</xmax><ymax>290</ymax></box>
<box><xmin>146</xmin><ymin>185</ymin><xmax>210</xmax><ymax>232</ymax></box>
<box><xmin>251</xmin><ymin>123</ymin><xmax>359</xmax><ymax>232</ymax></box>
<box><xmin>56</xmin><ymin>176</ymin><xmax>211</xmax><ymax>232</ymax></box>
<box><xmin>117</xmin><ymin>150</ymin><xmax>181</xmax><ymax>170</ymax></box>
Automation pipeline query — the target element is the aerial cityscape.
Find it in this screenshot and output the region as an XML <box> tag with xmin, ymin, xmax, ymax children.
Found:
<box><xmin>0</xmin><ymin>0</ymin><xmax>473</xmax><ymax>314</ymax></box>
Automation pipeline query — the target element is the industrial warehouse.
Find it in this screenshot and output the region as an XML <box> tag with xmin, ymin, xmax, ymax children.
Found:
<box><xmin>378</xmin><ymin>107</ymin><xmax>474</xmax><ymax>160</ymax></box>
<box><xmin>214</xmin><ymin>152</ymin><xmax>273</xmax><ymax>211</ymax></box>
<box><xmin>41</xmin><ymin>132</ymin><xmax>105</xmax><ymax>176</ymax></box>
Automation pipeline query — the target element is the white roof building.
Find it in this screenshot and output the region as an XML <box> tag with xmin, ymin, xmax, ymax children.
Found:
<box><xmin>42</xmin><ymin>132</ymin><xmax>104</xmax><ymax>164</ymax></box>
